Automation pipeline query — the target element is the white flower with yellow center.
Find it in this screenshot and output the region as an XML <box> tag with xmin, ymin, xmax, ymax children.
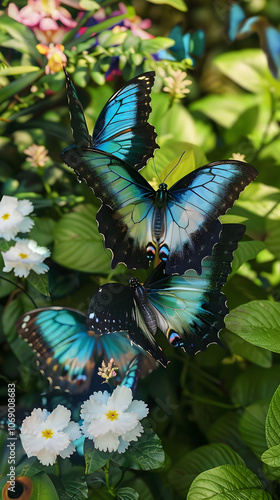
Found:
<box><xmin>0</xmin><ymin>195</ymin><xmax>34</xmax><ymax>241</ymax></box>
<box><xmin>80</xmin><ymin>385</ymin><xmax>149</xmax><ymax>453</ymax></box>
<box><xmin>20</xmin><ymin>405</ymin><xmax>81</xmax><ymax>466</ymax></box>
<box><xmin>1</xmin><ymin>238</ymin><xmax>50</xmax><ymax>278</ymax></box>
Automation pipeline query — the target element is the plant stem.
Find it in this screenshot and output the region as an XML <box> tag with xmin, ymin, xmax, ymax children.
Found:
<box><xmin>103</xmin><ymin>461</ymin><xmax>115</xmax><ymax>497</ymax></box>
<box><xmin>183</xmin><ymin>388</ymin><xmax>241</xmax><ymax>410</ymax></box>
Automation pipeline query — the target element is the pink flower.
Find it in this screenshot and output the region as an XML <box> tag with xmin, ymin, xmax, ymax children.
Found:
<box><xmin>37</xmin><ymin>43</ymin><xmax>67</xmax><ymax>74</ymax></box>
<box><xmin>8</xmin><ymin>0</ymin><xmax>77</xmax><ymax>32</ymax></box>
<box><xmin>116</xmin><ymin>3</ymin><xmax>154</xmax><ymax>40</ymax></box>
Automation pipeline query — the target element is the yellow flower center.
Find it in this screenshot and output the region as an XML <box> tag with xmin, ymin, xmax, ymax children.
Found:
<box><xmin>42</xmin><ymin>428</ymin><xmax>54</xmax><ymax>439</ymax></box>
<box><xmin>1</xmin><ymin>213</ymin><xmax>10</xmax><ymax>221</ymax></box>
<box><xmin>19</xmin><ymin>253</ymin><xmax>28</xmax><ymax>259</ymax></box>
<box><xmin>106</xmin><ymin>410</ymin><xmax>119</xmax><ymax>421</ymax></box>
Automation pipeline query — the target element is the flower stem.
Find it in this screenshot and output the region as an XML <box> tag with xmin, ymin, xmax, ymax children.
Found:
<box><xmin>103</xmin><ymin>461</ymin><xmax>115</xmax><ymax>497</ymax></box>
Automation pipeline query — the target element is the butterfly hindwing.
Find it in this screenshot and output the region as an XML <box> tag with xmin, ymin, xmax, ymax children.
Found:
<box><xmin>146</xmin><ymin>224</ymin><xmax>245</xmax><ymax>355</ymax></box>
<box><xmin>63</xmin><ymin>71</ymin><xmax>158</xmax><ymax>170</ymax></box>
<box><xmin>87</xmin><ymin>283</ymin><xmax>168</xmax><ymax>367</ymax></box>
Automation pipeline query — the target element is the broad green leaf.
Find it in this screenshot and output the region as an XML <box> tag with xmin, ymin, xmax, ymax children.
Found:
<box><xmin>0</xmin><ymin>273</ymin><xmax>16</xmax><ymax>298</ymax></box>
<box><xmin>140</xmin><ymin>37</ymin><xmax>175</xmax><ymax>54</ymax></box>
<box><xmin>84</xmin><ymin>439</ymin><xmax>110</xmax><ymax>474</ymax></box>
<box><xmin>187</xmin><ymin>464</ymin><xmax>272</xmax><ymax>499</ymax></box>
<box><xmin>239</xmin><ymin>400</ymin><xmax>269</xmax><ymax>458</ymax></box>
<box><xmin>0</xmin><ymin>70</ymin><xmax>44</xmax><ymax>104</ymax></box>
<box><xmin>31</xmin><ymin>472</ymin><xmax>60</xmax><ymax>500</ymax></box>
<box><xmin>52</xmin><ymin>204</ymin><xmax>111</xmax><ymax>274</ymax></box>
<box><xmin>79</xmin><ymin>0</ymin><xmax>100</xmax><ymax>9</ymax></box>
<box><xmin>214</xmin><ymin>49</ymin><xmax>280</xmax><ymax>94</ymax></box>
<box><xmin>0</xmin><ymin>65</ymin><xmax>40</xmax><ymax>76</ymax></box>
<box><xmin>226</xmin><ymin>300</ymin><xmax>280</xmax><ymax>353</ymax></box>
<box><xmin>230</xmin><ymin>366</ymin><xmax>280</xmax><ymax>407</ymax></box>
<box><xmin>230</xmin><ymin>240</ymin><xmax>266</xmax><ymax>275</ymax></box>
<box><xmin>112</xmin><ymin>427</ymin><xmax>165</xmax><ymax>471</ymax></box>
<box><xmin>207</xmin><ymin>412</ymin><xmax>244</xmax><ymax>453</ymax></box>
<box><xmin>0</xmin><ymin>238</ymin><xmax>9</xmax><ymax>251</ymax></box>
<box><xmin>58</xmin><ymin>471</ymin><xmax>88</xmax><ymax>500</ymax></box>
<box><xmin>223</xmin><ymin>330</ymin><xmax>272</xmax><ymax>368</ymax></box>
<box><xmin>262</xmin><ymin>444</ymin><xmax>280</xmax><ymax>467</ymax></box>
<box><xmin>29</xmin><ymin>217</ymin><xmax>55</xmax><ymax>247</ymax></box>
<box><xmin>116</xmin><ymin>487</ymin><xmax>139</xmax><ymax>500</ymax></box>
<box><xmin>147</xmin><ymin>0</ymin><xmax>187</xmax><ymax>12</ymax></box>
<box><xmin>18</xmin><ymin>457</ymin><xmax>48</xmax><ymax>478</ymax></box>
<box><xmin>265</xmin><ymin>385</ymin><xmax>280</xmax><ymax>448</ymax></box>
<box><xmin>2</xmin><ymin>296</ymin><xmax>25</xmax><ymax>342</ymax></box>
<box><xmin>190</xmin><ymin>94</ymin><xmax>257</xmax><ymax>128</ymax></box>
<box><xmin>265</xmin><ymin>219</ymin><xmax>280</xmax><ymax>259</ymax></box>
<box><xmin>27</xmin><ymin>270</ymin><xmax>49</xmax><ymax>297</ymax></box>
<box><xmin>168</xmin><ymin>443</ymin><xmax>244</xmax><ymax>495</ymax></box>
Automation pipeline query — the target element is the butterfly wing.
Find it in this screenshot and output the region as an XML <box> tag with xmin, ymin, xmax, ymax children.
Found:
<box><xmin>228</xmin><ymin>4</ymin><xmax>246</xmax><ymax>41</ymax></box>
<box><xmin>87</xmin><ymin>283</ymin><xmax>168</xmax><ymax>367</ymax></box>
<box><xmin>146</xmin><ymin>224</ymin><xmax>245</xmax><ymax>355</ymax></box>
<box><xmin>120</xmin><ymin>354</ymin><xmax>143</xmax><ymax>394</ymax></box>
<box><xmin>64</xmin><ymin>69</ymin><xmax>92</xmax><ymax>148</ymax></box>
<box><xmin>16</xmin><ymin>306</ymin><xmax>147</xmax><ymax>396</ymax></box>
<box><xmin>63</xmin><ymin>71</ymin><xmax>158</xmax><ymax>170</ymax></box>
<box><xmin>61</xmin><ymin>147</ymin><xmax>156</xmax><ymax>269</ymax></box>
<box><xmin>163</xmin><ymin>160</ymin><xmax>257</xmax><ymax>274</ymax></box>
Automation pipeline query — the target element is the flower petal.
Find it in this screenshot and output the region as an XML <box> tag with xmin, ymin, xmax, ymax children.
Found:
<box><xmin>126</xmin><ymin>400</ymin><xmax>149</xmax><ymax>420</ymax></box>
<box><xmin>122</xmin><ymin>422</ymin><xmax>143</xmax><ymax>442</ymax></box>
<box><xmin>64</xmin><ymin>421</ymin><xmax>81</xmax><ymax>441</ymax></box>
<box><xmin>94</xmin><ymin>431</ymin><xmax>120</xmax><ymax>452</ymax></box>
<box><xmin>107</xmin><ymin>386</ymin><xmax>132</xmax><ymax>412</ymax></box>
<box><xmin>46</xmin><ymin>405</ymin><xmax>71</xmax><ymax>430</ymax></box>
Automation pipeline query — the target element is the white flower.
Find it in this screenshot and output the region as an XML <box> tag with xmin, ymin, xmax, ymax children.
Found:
<box><xmin>20</xmin><ymin>405</ymin><xmax>81</xmax><ymax>466</ymax></box>
<box><xmin>80</xmin><ymin>385</ymin><xmax>149</xmax><ymax>453</ymax></box>
<box><xmin>1</xmin><ymin>238</ymin><xmax>50</xmax><ymax>278</ymax></box>
<box><xmin>0</xmin><ymin>195</ymin><xmax>34</xmax><ymax>241</ymax></box>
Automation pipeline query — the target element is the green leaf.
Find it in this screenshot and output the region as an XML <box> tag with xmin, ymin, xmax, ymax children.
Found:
<box><xmin>230</xmin><ymin>240</ymin><xmax>266</xmax><ymax>275</ymax></box>
<box><xmin>265</xmin><ymin>384</ymin><xmax>280</xmax><ymax>448</ymax></box>
<box><xmin>265</xmin><ymin>219</ymin><xmax>280</xmax><ymax>259</ymax></box>
<box><xmin>52</xmin><ymin>204</ymin><xmax>111</xmax><ymax>274</ymax></box>
<box><xmin>222</xmin><ymin>330</ymin><xmax>272</xmax><ymax>368</ymax></box>
<box><xmin>190</xmin><ymin>94</ymin><xmax>257</xmax><ymax>128</ymax></box>
<box><xmin>112</xmin><ymin>427</ymin><xmax>165</xmax><ymax>471</ymax></box>
<box><xmin>139</xmin><ymin>37</ymin><xmax>175</xmax><ymax>54</ymax></box>
<box><xmin>168</xmin><ymin>443</ymin><xmax>244</xmax><ymax>495</ymax></box>
<box><xmin>84</xmin><ymin>440</ymin><xmax>110</xmax><ymax>474</ymax></box>
<box><xmin>239</xmin><ymin>400</ymin><xmax>269</xmax><ymax>458</ymax></box>
<box><xmin>0</xmin><ymin>238</ymin><xmax>9</xmax><ymax>251</ymax></box>
<box><xmin>0</xmin><ymin>70</ymin><xmax>44</xmax><ymax>104</ymax></box>
<box><xmin>261</xmin><ymin>444</ymin><xmax>280</xmax><ymax>467</ymax></box>
<box><xmin>31</xmin><ymin>472</ymin><xmax>60</xmax><ymax>500</ymax></box>
<box><xmin>58</xmin><ymin>471</ymin><xmax>88</xmax><ymax>500</ymax></box>
<box><xmin>79</xmin><ymin>0</ymin><xmax>100</xmax><ymax>9</ymax></box>
<box><xmin>226</xmin><ymin>300</ymin><xmax>280</xmax><ymax>353</ymax></box>
<box><xmin>29</xmin><ymin>217</ymin><xmax>55</xmax><ymax>247</ymax></box>
<box><xmin>116</xmin><ymin>487</ymin><xmax>139</xmax><ymax>500</ymax></box>
<box><xmin>187</xmin><ymin>464</ymin><xmax>272</xmax><ymax>499</ymax></box>
<box><xmin>2</xmin><ymin>297</ymin><xmax>25</xmax><ymax>342</ymax></box>
<box><xmin>0</xmin><ymin>15</ymin><xmax>41</xmax><ymax>60</ymax></box>
<box><xmin>214</xmin><ymin>49</ymin><xmax>280</xmax><ymax>94</ymax></box>
<box><xmin>230</xmin><ymin>366</ymin><xmax>280</xmax><ymax>407</ymax></box>
<box><xmin>147</xmin><ymin>0</ymin><xmax>187</xmax><ymax>12</ymax></box>
<box><xmin>27</xmin><ymin>270</ymin><xmax>49</xmax><ymax>296</ymax></box>
<box><xmin>0</xmin><ymin>65</ymin><xmax>40</xmax><ymax>76</ymax></box>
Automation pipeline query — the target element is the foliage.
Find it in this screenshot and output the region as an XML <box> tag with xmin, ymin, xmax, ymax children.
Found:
<box><xmin>1</xmin><ymin>0</ymin><xmax>280</xmax><ymax>499</ymax></box>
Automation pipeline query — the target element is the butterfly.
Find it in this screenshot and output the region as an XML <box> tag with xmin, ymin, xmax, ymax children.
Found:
<box><xmin>61</xmin><ymin>141</ymin><xmax>257</xmax><ymax>274</ymax></box>
<box><xmin>87</xmin><ymin>224</ymin><xmax>245</xmax><ymax>366</ymax></box>
<box><xmin>228</xmin><ymin>4</ymin><xmax>280</xmax><ymax>79</ymax></box>
<box><xmin>15</xmin><ymin>307</ymin><xmax>156</xmax><ymax>399</ymax></box>
<box><xmin>62</xmin><ymin>69</ymin><xmax>158</xmax><ymax>171</ymax></box>
<box><xmin>157</xmin><ymin>26</ymin><xmax>205</xmax><ymax>64</ymax></box>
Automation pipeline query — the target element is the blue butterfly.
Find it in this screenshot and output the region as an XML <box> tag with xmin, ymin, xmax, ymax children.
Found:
<box><xmin>63</xmin><ymin>70</ymin><xmax>158</xmax><ymax>171</ymax></box>
<box><xmin>228</xmin><ymin>4</ymin><xmax>280</xmax><ymax>79</ymax></box>
<box><xmin>15</xmin><ymin>307</ymin><xmax>156</xmax><ymax>399</ymax></box>
<box><xmin>87</xmin><ymin>224</ymin><xmax>245</xmax><ymax>365</ymax></box>
<box><xmin>61</xmin><ymin>142</ymin><xmax>257</xmax><ymax>275</ymax></box>
<box><xmin>157</xmin><ymin>26</ymin><xmax>205</xmax><ymax>64</ymax></box>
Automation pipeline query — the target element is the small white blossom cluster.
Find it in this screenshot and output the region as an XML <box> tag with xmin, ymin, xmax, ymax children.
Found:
<box><xmin>20</xmin><ymin>386</ymin><xmax>149</xmax><ymax>464</ymax></box>
<box><xmin>0</xmin><ymin>195</ymin><xmax>50</xmax><ymax>278</ymax></box>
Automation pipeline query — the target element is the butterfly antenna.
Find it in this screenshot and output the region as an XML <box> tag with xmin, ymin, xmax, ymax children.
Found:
<box><xmin>153</xmin><ymin>157</ymin><xmax>161</xmax><ymax>184</ymax></box>
<box><xmin>163</xmin><ymin>151</ymin><xmax>186</xmax><ymax>184</ymax></box>
<box><xmin>0</xmin><ymin>275</ymin><xmax>38</xmax><ymax>308</ymax></box>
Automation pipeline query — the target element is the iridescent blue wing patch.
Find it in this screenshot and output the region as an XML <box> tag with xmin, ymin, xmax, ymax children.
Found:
<box><xmin>15</xmin><ymin>306</ymin><xmax>147</xmax><ymax>396</ymax></box>
<box><xmin>63</xmin><ymin>70</ymin><xmax>158</xmax><ymax>170</ymax></box>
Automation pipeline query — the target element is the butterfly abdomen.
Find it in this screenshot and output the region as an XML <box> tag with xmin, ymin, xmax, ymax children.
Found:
<box><xmin>130</xmin><ymin>278</ymin><xmax>157</xmax><ymax>335</ymax></box>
